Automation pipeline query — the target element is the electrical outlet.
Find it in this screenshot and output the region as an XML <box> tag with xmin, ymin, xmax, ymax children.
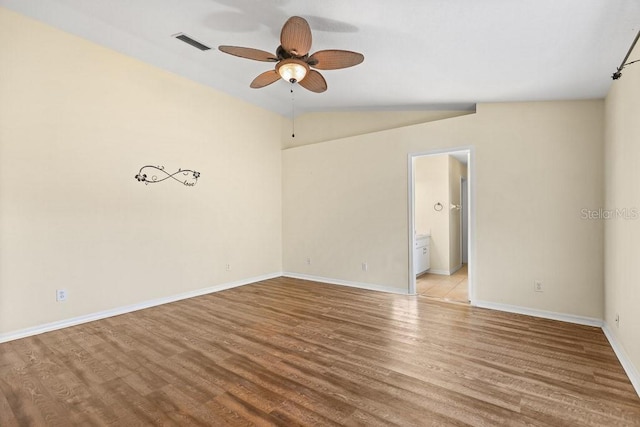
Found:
<box><xmin>225</xmin><ymin>264</ymin><xmax>231</xmax><ymax>271</ymax></box>
<box><xmin>534</xmin><ymin>280</ymin><xmax>543</xmax><ymax>292</ymax></box>
<box><xmin>615</xmin><ymin>314</ymin><xmax>620</xmax><ymax>328</ymax></box>
<box><xmin>56</xmin><ymin>289</ymin><xmax>67</xmax><ymax>302</ymax></box>
<box><xmin>362</xmin><ymin>262</ymin><xmax>368</xmax><ymax>272</ymax></box>
<box><xmin>306</xmin><ymin>257</ymin><xmax>311</xmax><ymax>265</ymax></box>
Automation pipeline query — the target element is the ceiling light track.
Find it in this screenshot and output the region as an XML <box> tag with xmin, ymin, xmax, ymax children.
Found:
<box><xmin>612</xmin><ymin>29</ymin><xmax>640</xmax><ymax>80</ymax></box>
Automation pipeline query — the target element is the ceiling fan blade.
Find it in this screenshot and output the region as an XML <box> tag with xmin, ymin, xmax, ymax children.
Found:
<box><xmin>218</xmin><ymin>46</ymin><xmax>278</xmax><ymax>62</ymax></box>
<box><xmin>298</xmin><ymin>70</ymin><xmax>327</xmax><ymax>93</ymax></box>
<box><xmin>250</xmin><ymin>70</ymin><xmax>281</xmax><ymax>88</ymax></box>
<box><xmin>308</xmin><ymin>50</ymin><xmax>364</xmax><ymax>70</ymax></box>
<box><xmin>280</xmin><ymin>16</ymin><xmax>312</xmax><ymax>57</ymax></box>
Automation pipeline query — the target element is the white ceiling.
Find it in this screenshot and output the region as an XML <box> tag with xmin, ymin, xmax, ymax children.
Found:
<box><xmin>2</xmin><ymin>0</ymin><xmax>639</xmax><ymax>116</ymax></box>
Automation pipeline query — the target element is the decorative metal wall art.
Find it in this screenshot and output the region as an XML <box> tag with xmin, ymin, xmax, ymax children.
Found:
<box><xmin>135</xmin><ymin>165</ymin><xmax>200</xmax><ymax>187</ymax></box>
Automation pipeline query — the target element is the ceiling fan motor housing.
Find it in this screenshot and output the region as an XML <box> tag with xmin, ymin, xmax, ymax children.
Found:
<box><xmin>277</xmin><ymin>58</ymin><xmax>310</xmax><ymax>83</ymax></box>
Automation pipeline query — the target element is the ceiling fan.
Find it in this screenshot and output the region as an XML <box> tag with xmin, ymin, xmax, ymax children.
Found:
<box><xmin>218</xmin><ymin>16</ymin><xmax>364</xmax><ymax>93</ymax></box>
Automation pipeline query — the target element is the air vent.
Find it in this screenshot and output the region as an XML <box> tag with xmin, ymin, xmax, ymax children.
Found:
<box><xmin>173</xmin><ymin>33</ymin><xmax>211</xmax><ymax>51</ymax></box>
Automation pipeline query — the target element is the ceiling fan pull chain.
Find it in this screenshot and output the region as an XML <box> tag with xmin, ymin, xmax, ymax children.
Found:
<box><xmin>291</xmin><ymin>82</ymin><xmax>296</xmax><ymax>138</ymax></box>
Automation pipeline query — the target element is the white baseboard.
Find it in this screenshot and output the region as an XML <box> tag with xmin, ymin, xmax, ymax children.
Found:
<box><xmin>0</xmin><ymin>272</ymin><xmax>282</xmax><ymax>344</ymax></box>
<box><xmin>602</xmin><ymin>323</ymin><xmax>640</xmax><ymax>398</ymax></box>
<box><xmin>473</xmin><ymin>301</ymin><xmax>639</xmax><ymax>398</ymax></box>
<box><xmin>474</xmin><ymin>300</ymin><xmax>603</xmax><ymax>327</ymax></box>
<box><xmin>283</xmin><ymin>272</ymin><xmax>409</xmax><ymax>295</ymax></box>
<box><xmin>427</xmin><ymin>269</ymin><xmax>450</xmax><ymax>275</ymax></box>
<box><xmin>5</xmin><ymin>274</ymin><xmax>636</xmax><ymax>399</ymax></box>
<box><xmin>427</xmin><ymin>265</ymin><xmax>462</xmax><ymax>276</ymax></box>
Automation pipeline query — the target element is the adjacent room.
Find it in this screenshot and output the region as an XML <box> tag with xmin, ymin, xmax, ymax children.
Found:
<box><xmin>413</xmin><ymin>152</ymin><xmax>469</xmax><ymax>303</ymax></box>
<box><xmin>1</xmin><ymin>1</ymin><xmax>640</xmax><ymax>425</ymax></box>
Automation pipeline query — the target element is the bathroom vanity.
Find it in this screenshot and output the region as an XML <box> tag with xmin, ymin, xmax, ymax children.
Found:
<box><xmin>415</xmin><ymin>234</ymin><xmax>430</xmax><ymax>275</ymax></box>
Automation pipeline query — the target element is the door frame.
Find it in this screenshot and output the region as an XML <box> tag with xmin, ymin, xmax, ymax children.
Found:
<box><xmin>461</xmin><ymin>176</ymin><xmax>468</xmax><ymax>264</ymax></box>
<box><xmin>407</xmin><ymin>147</ymin><xmax>476</xmax><ymax>304</ymax></box>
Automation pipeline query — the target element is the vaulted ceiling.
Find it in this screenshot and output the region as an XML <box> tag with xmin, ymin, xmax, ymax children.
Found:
<box><xmin>2</xmin><ymin>0</ymin><xmax>639</xmax><ymax>116</ymax></box>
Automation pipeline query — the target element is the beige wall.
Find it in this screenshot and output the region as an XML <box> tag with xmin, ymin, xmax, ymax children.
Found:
<box><xmin>282</xmin><ymin>110</ymin><xmax>473</xmax><ymax>149</ymax></box>
<box><xmin>604</xmin><ymin>43</ymin><xmax>640</xmax><ymax>381</ymax></box>
<box><xmin>0</xmin><ymin>7</ymin><xmax>614</xmax><ymax>361</ymax></box>
<box><xmin>283</xmin><ymin>100</ymin><xmax>604</xmax><ymax>318</ymax></box>
<box><xmin>415</xmin><ymin>155</ymin><xmax>450</xmax><ymax>272</ymax></box>
<box><xmin>0</xmin><ymin>9</ymin><xmax>283</xmax><ymax>335</ymax></box>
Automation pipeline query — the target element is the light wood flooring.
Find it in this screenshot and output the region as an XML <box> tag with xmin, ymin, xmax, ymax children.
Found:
<box><xmin>1</xmin><ymin>277</ymin><xmax>639</xmax><ymax>426</ymax></box>
<box><xmin>417</xmin><ymin>264</ymin><xmax>469</xmax><ymax>304</ymax></box>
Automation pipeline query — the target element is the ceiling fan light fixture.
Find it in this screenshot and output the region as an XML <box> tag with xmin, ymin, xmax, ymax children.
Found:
<box><xmin>219</xmin><ymin>16</ymin><xmax>362</xmax><ymax>93</ymax></box>
<box><xmin>277</xmin><ymin>59</ymin><xmax>309</xmax><ymax>83</ymax></box>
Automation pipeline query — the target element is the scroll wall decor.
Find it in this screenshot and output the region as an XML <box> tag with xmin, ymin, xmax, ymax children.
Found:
<box><xmin>135</xmin><ymin>165</ymin><xmax>200</xmax><ymax>187</ymax></box>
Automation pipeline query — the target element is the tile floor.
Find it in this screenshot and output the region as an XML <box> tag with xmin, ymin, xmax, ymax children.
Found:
<box><xmin>416</xmin><ymin>264</ymin><xmax>469</xmax><ymax>304</ymax></box>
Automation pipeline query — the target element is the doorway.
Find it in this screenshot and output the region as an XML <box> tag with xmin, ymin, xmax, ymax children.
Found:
<box><xmin>408</xmin><ymin>148</ymin><xmax>474</xmax><ymax>304</ymax></box>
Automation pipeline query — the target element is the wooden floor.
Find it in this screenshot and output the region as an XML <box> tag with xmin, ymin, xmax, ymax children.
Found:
<box><xmin>1</xmin><ymin>277</ymin><xmax>639</xmax><ymax>426</ymax></box>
